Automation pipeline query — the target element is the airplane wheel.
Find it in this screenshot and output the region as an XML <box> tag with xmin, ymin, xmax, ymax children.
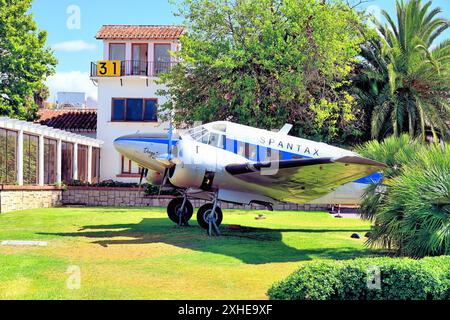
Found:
<box><xmin>197</xmin><ymin>204</ymin><xmax>223</xmax><ymax>230</ymax></box>
<box><xmin>167</xmin><ymin>198</ymin><xmax>194</xmax><ymax>225</ymax></box>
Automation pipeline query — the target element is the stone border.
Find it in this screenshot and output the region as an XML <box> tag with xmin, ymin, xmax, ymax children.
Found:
<box><xmin>62</xmin><ymin>187</ymin><xmax>329</xmax><ymax>211</ymax></box>
<box><xmin>0</xmin><ymin>189</ymin><xmax>62</xmax><ymax>213</ymax></box>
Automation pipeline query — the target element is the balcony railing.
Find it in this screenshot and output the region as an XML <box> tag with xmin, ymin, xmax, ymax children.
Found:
<box><xmin>90</xmin><ymin>60</ymin><xmax>178</xmax><ymax>78</ymax></box>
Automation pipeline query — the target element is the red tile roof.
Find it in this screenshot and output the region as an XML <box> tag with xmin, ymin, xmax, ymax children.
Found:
<box><xmin>37</xmin><ymin>109</ymin><xmax>97</xmax><ymax>133</ymax></box>
<box><xmin>96</xmin><ymin>25</ymin><xmax>186</xmax><ymax>40</ymax></box>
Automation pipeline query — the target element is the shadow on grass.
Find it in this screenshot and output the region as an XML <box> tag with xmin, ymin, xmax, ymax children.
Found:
<box><xmin>39</xmin><ymin>218</ymin><xmax>375</xmax><ymax>265</ymax></box>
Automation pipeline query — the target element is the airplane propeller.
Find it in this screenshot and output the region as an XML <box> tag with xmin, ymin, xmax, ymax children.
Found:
<box><xmin>158</xmin><ymin>120</ymin><xmax>175</xmax><ymax>196</ymax></box>
<box><xmin>139</xmin><ymin>168</ymin><xmax>149</xmax><ymax>187</ymax></box>
<box><xmin>158</xmin><ymin>168</ymin><xmax>171</xmax><ymax>197</ymax></box>
<box><xmin>167</xmin><ymin>118</ymin><xmax>174</xmax><ymax>161</ymax></box>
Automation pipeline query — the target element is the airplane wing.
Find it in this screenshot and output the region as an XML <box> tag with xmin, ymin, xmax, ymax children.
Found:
<box><xmin>225</xmin><ymin>157</ymin><xmax>386</xmax><ymax>204</ymax></box>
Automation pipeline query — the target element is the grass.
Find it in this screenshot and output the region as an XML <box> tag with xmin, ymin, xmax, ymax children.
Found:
<box><xmin>0</xmin><ymin>207</ymin><xmax>379</xmax><ymax>300</ymax></box>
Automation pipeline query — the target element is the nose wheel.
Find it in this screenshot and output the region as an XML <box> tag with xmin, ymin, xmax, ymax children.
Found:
<box><xmin>167</xmin><ymin>197</ymin><xmax>194</xmax><ymax>226</ymax></box>
<box><xmin>197</xmin><ymin>203</ymin><xmax>223</xmax><ymax>236</ymax></box>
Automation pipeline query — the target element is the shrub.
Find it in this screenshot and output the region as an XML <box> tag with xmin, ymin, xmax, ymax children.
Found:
<box><xmin>268</xmin><ymin>256</ymin><xmax>450</xmax><ymax>300</ymax></box>
<box><xmin>356</xmin><ymin>136</ymin><xmax>449</xmax><ymax>258</ymax></box>
<box><xmin>69</xmin><ymin>180</ymin><xmax>141</xmax><ymax>188</ymax></box>
<box><xmin>68</xmin><ymin>180</ymin><xmax>179</xmax><ymax>196</ymax></box>
<box><xmin>368</xmin><ymin>144</ymin><xmax>450</xmax><ymax>258</ymax></box>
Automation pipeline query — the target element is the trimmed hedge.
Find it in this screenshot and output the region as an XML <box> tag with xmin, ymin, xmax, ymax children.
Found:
<box><xmin>268</xmin><ymin>256</ymin><xmax>450</xmax><ymax>300</ymax></box>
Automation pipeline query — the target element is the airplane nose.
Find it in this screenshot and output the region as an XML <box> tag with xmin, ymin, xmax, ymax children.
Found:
<box><xmin>113</xmin><ymin>136</ymin><xmax>139</xmax><ymax>158</ymax></box>
<box><xmin>113</xmin><ymin>137</ymin><xmax>128</xmax><ymax>154</ymax></box>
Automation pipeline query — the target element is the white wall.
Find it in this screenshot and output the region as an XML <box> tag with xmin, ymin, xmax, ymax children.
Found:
<box><xmin>97</xmin><ymin>77</ymin><xmax>170</xmax><ymax>182</ymax></box>
<box><xmin>96</xmin><ymin>38</ymin><xmax>180</xmax><ymax>182</ymax></box>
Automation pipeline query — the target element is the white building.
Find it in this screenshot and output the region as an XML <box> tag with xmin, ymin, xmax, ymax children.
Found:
<box><xmin>0</xmin><ymin>117</ymin><xmax>102</xmax><ymax>186</ymax></box>
<box><xmin>90</xmin><ymin>25</ymin><xmax>185</xmax><ymax>182</ymax></box>
<box><xmin>56</xmin><ymin>92</ymin><xmax>87</xmax><ymax>109</ymax></box>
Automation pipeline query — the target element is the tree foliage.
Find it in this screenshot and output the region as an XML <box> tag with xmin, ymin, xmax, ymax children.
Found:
<box><xmin>160</xmin><ymin>0</ymin><xmax>365</xmax><ymax>144</ymax></box>
<box><xmin>0</xmin><ymin>0</ymin><xmax>57</xmax><ymax>120</ymax></box>
<box><xmin>354</xmin><ymin>0</ymin><xmax>450</xmax><ymax>141</ymax></box>
<box><xmin>356</xmin><ymin>134</ymin><xmax>421</xmax><ymax>220</ymax></box>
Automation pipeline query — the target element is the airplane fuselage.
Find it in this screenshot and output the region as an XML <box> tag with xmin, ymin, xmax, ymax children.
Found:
<box><xmin>114</xmin><ymin>121</ymin><xmax>381</xmax><ymax>206</ymax></box>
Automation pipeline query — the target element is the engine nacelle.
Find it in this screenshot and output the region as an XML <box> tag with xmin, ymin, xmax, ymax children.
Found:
<box><xmin>168</xmin><ymin>164</ymin><xmax>205</xmax><ymax>189</ymax></box>
<box><xmin>146</xmin><ymin>170</ymin><xmax>165</xmax><ymax>186</ymax></box>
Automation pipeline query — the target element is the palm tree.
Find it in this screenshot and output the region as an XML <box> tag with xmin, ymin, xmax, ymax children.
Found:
<box><xmin>355</xmin><ymin>0</ymin><xmax>450</xmax><ymax>141</ymax></box>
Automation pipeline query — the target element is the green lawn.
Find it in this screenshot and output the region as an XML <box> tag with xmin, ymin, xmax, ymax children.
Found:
<box><xmin>0</xmin><ymin>207</ymin><xmax>379</xmax><ymax>300</ymax></box>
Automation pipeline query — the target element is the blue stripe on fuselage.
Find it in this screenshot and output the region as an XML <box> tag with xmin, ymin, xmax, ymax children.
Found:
<box><xmin>116</xmin><ymin>138</ymin><xmax>179</xmax><ymax>146</ymax></box>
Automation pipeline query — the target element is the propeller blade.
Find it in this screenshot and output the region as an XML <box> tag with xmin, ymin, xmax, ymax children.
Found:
<box><xmin>139</xmin><ymin>168</ymin><xmax>149</xmax><ymax>187</ymax></box>
<box><xmin>139</xmin><ymin>170</ymin><xmax>145</xmax><ymax>186</ymax></box>
<box><xmin>168</xmin><ymin>120</ymin><xmax>173</xmax><ymax>160</ymax></box>
<box><xmin>158</xmin><ymin>168</ymin><xmax>170</xmax><ymax>197</ymax></box>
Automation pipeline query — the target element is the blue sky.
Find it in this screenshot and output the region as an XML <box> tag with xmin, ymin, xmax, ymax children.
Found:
<box><xmin>30</xmin><ymin>0</ymin><xmax>450</xmax><ymax>101</ymax></box>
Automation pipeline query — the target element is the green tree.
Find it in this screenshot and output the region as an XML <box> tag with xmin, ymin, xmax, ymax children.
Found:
<box><xmin>354</xmin><ymin>0</ymin><xmax>450</xmax><ymax>141</ymax></box>
<box><xmin>0</xmin><ymin>0</ymin><xmax>57</xmax><ymax>120</ymax></box>
<box><xmin>160</xmin><ymin>0</ymin><xmax>365</xmax><ymax>144</ymax></box>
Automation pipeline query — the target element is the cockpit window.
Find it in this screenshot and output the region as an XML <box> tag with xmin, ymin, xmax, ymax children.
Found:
<box><xmin>187</xmin><ymin>125</ymin><xmax>226</xmax><ymax>148</ymax></box>
<box><xmin>209</xmin><ymin>133</ymin><xmax>220</xmax><ymax>147</ymax></box>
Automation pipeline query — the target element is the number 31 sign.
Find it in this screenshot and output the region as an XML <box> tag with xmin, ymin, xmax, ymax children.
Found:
<box><xmin>97</xmin><ymin>60</ymin><xmax>121</xmax><ymax>77</ymax></box>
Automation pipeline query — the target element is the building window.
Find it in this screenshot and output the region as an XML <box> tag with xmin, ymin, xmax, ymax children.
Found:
<box><xmin>77</xmin><ymin>144</ymin><xmax>89</xmax><ymax>183</ymax></box>
<box><xmin>154</xmin><ymin>44</ymin><xmax>171</xmax><ymax>75</ymax></box>
<box><xmin>126</xmin><ymin>99</ymin><xmax>143</xmax><ymax>121</ymax></box>
<box><xmin>132</xmin><ymin>44</ymin><xmax>148</xmax><ymax>75</ymax></box>
<box><xmin>44</xmin><ymin>138</ymin><xmax>57</xmax><ymax>185</ymax></box>
<box><xmin>23</xmin><ymin>133</ymin><xmax>39</xmax><ymax>185</ymax></box>
<box><xmin>61</xmin><ymin>142</ymin><xmax>74</xmax><ymax>183</ymax></box>
<box><xmin>91</xmin><ymin>147</ymin><xmax>101</xmax><ymax>184</ymax></box>
<box><xmin>109</xmin><ymin>43</ymin><xmax>126</xmax><ymax>61</ymax></box>
<box><xmin>111</xmin><ymin>98</ymin><xmax>158</xmax><ymax>122</ymax></box>
<box><xmin>121</xmin><ymin>156</ymin><xmax>141</xmax><ymax>175</ymax></box>
<box><xmin>0</xmin><ymin>128</ymin><xmax>17</xmax><ymax>184</ymax></box>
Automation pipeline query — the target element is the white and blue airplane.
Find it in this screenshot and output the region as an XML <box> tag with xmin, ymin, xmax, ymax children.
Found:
<box><xmin>114</xmin><ymin>121</ymin><xmax>385</xmax><ymax>234</ymax></box>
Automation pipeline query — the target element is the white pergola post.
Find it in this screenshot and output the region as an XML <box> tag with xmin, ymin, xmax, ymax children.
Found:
<box><xmin>56</xmin><ymin>139</ymin><xmax>62</xmax><ymax>185</ymax></box>
<box><xmin>38</xmin><ymin>135</ymin><xmax>45</xmax><ymax>186</ymax></box>
<box><xmin>73</xmin><ymin>143</ymin><xmax>78</xmax><ymax>181</ymax></box>
<box><xmin>17</xmin><ymin>130</ymin><xmax>24</xmax><ymax>186</ymax></box>
<box><xmin>87</xmin><ymin>146</ymin><xmax>93</xmax><ymax>184</ymax></box>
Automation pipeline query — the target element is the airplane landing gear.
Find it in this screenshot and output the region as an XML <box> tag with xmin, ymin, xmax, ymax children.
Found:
<box><xmin>197</xmin><ymin>200</ymin><xmax>223</xmax><ymax>237</ymax></box>
<box><xmin>167</xmin><ymin>197</ymin><xmax>193</xmax><ymax>226</ymax></box>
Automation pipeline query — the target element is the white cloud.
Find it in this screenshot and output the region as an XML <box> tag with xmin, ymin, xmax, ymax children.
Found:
<box><xmin>51</xmin><ymin>40</ymin><xmax>97</xmax><ymax>52</ymax></box>
<box><xmin>46</xmin><ymin>71</ymin><xmax>97</xmax><ymax>102</ymax></box>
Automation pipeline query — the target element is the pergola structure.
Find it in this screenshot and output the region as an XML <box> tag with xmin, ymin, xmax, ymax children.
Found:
<box><xmin>0</xmin><ymin>117</ymin><xmax>103</xmax><ymax>186</ymax></box>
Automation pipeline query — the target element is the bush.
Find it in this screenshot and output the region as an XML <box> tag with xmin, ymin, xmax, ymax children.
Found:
<box><xmin>68</xmin><ymin>180</ymin><xmax>179</xmax><ymax>196</ymax></box>
<box><xmin>356</xmin><ymin>136</ymin><xmax>449</xmax><ymax>258</ymax></box>
<box><xmin>69</xmin><ymin>180</ymin><xmax>141</xmax><ymax>188</ymax></box>
<box><xmin>368</xmin><ymin>144</ymin><xmax>450</xmax><ymax>258</ymax></box>
<box><xmin>268</xmin><ymin>256</ymin><xmax>450</xmax><ymax>300</ymax></box>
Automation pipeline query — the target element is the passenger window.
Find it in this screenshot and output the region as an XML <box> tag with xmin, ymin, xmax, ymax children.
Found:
<box><xmin>249</xmin><ymin>144</ymin><xmax>257</xmax><ymax>161</ymax></box>
<box><xmin>237</xmin><ymin>142</ymin><xmax>246</xmax><ymax>157</ymax></box>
